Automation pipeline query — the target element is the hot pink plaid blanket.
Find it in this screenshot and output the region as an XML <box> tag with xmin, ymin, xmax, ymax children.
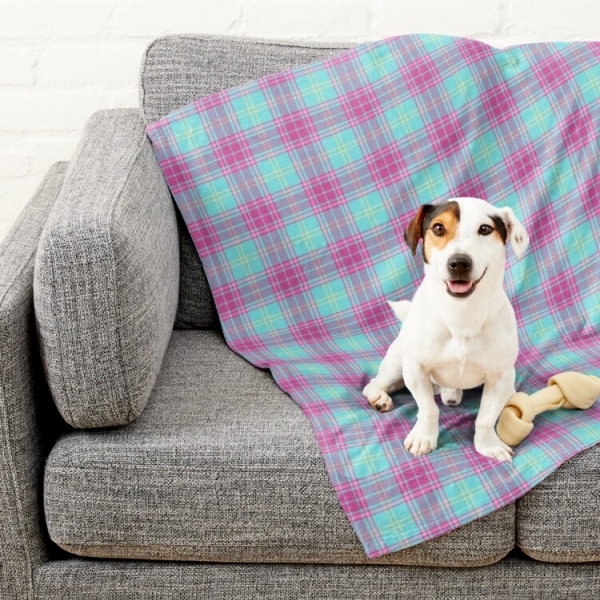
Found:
<box><xmin>147</xmin><ymin>35</ymin><xmax>600</xmax><ymax>558</ymax></box>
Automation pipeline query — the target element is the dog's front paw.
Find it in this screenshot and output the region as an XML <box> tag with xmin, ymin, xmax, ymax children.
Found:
<box><xmin>475</xmin><ymin>429</ymin><xmax>514</xmax><ymax>462</ymax></box>
<box><xmin>404</xmin><ymin>420</ymin><xmax>438</xmax><ymax>456</ymax></box>
<box><xmin>363</xmin><ymin>382</ymin><xmax>393</xmax><ymax>412</ymax></box>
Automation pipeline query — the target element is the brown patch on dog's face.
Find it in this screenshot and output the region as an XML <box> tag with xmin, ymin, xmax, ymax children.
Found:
<box><xmin>422</xmin><ymin>201</ymin><xmax>460</xmax><ymax>263</ymax></box>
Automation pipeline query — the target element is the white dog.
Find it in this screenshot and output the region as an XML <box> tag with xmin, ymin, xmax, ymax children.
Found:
<box><xmin>363</xmin><ymin>197</ymin><xmax>529</xmax><ymax>462</ymax></box>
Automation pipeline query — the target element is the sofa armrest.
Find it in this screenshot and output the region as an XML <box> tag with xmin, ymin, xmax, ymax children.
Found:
<box><xmin>0</xmin><ymin>163</ymin><xmax>68</xmax><ymax>599</ymax></box>
<box><xmin>34</xmin><ymin>109</ymin><xmax>179</xmax><ymax>429</ymax></box>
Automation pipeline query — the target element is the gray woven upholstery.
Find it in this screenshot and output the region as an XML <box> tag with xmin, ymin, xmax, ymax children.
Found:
<box><xmin>35</xmin><ymin>558</ymin><xmax>600</xmax><ymax>600</ymax></box>
<box><xmin>44</xmin><ymin>330</ymin><xmax>514</xmax><ymax>567</ymax></box>
<box><xmin>34</xmin><ymin>109</ymin><xmax>179</xmax><ymax>429</ymax></box>
<box><xmin>141</xmin><ymin>35</ymin><xmax>348</xmax><ymax>329</ymax></box>
<box><xmin>173</xmin><ymin>208</ymin><xmax>219</xmax><ymax>329</ymax></box>
<box><xmin>140</xmin><ymin>34</ymin><xmax>349</xmax><ymax>125</ymax></box>
<box><xmin>0</xmin><ymin>163</ymin><xmax>67</xmax><ymax>600</ymax></box>
<box><xmin>517</xmin><ymin>445</ymin><xmax>600</xmax><ymax>562</ymax></box>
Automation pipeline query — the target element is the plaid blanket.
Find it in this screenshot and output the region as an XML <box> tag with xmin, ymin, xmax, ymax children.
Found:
<box><xmin>147</xmin><ymin>35</ymin><xmax>600</xmax><ymax>558</ymax></box>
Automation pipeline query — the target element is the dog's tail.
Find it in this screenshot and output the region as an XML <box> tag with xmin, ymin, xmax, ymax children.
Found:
<box><xmin>387</xmin><ymin>300</ymin><xmax>412</xmax><ymax>322</ymax></box>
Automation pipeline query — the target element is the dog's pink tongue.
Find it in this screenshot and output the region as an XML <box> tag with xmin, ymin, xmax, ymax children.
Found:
<box><xmin>448</xmin><ymin>280</ymin><xmax>473</xmax><ymax>294</ymax></box>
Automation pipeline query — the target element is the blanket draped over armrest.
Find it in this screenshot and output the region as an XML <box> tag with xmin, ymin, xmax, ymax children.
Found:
<box><xmin>147</xmin><ymin>35</ymin><xmax>600</xmax><ymax>558</ymax></box>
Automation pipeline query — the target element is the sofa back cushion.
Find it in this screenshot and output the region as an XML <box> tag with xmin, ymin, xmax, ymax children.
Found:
<box><xmin>140</xmin><ymin>35</ymin><xmax>347</xmax><ymax>329</ymax></box>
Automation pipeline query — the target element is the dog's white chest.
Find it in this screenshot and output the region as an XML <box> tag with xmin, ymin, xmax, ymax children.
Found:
<box><xmin>428</xmin><ymin>334</ymin><xmax>488</xmax><ymax>390</ymax></box>
<box><xmin>400</xmin><ymin>278</ymin><xmax>519</xmax><ymax>391</ymax></box>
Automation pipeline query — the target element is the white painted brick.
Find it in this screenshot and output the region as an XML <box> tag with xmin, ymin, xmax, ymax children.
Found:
<box><xmin>108</xmin><ymin>1</ymin><xmax>243</xmax><ymax>37</ymax></box>
<box><xmin>0</xmin><ymin>223</ymin><xmax>12</xmax><ymax>243</ymax></box>
<box><xmin>0</xmin><ymin>152</ymin><xmax>31</xmax><ymax>178</ymax></box>
<box><xmin>504</xmin><ymin>0</ymin><xmax>600</xmax><ymax>41</ymax></box>
<box><xmin>0</xmin><ymin>90</ymin><xmax>113</xmax><ymax>131</ymax></box>
<box><xmin>38</xmin><ymin>41</ymin><xmax>146</xmax><ymax>87</ymax></box>
<box><xmin>372</xmin><ymin>0</ymin><xmax>502</xmax><ymax>39</ymax></box>
<box><xmin>0</xmin><ymin>45</ymin><xmax>37</xmax><ymax>85</ymax></box>
<box><xmin>483</xmin><ymin>34</ymin><xmax>545</xmax><ymax>48</ymax></box>
<box><xmin>30</xmin><ymin>136</ymin><xmax>79</xmax><ymax>174</ymax></box>
<box><xmin>244</xmin><ymin>0</ymin><xmax>372</xmax><ymax>41</ymax></box>
<box><xmin>2</xmin><ymin>0</ymin><xmax>600</xmax><ymax>237</ymax></box>
<box><xmin>0</xmin><ymin>133</ymin><xmax>78</xmax><ymax>176</ymax></box>
<box><xmin>0</xmin><ymin>2</ymin><xmax>114</xmax><ymax>39</ymax></box>
<box><xmin>0</xmin><ymin>176</ymin><xmax>43</xmax><ymax>225</ymax></box>
<box><xmin>110</xmin><ymin>87</ymin><xmax>142</xmax><ymax>109</ymax></box>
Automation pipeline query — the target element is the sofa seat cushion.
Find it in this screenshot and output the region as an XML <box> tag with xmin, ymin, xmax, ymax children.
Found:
<box><xmin>44</xmin><ymin>330</ymin><xmax>514</xmax><ymax>567</ymax></box>
<box><xmin>517</xmin><ymin>446</ymin><xmax>600</xmax><ymax>563</ymax></box>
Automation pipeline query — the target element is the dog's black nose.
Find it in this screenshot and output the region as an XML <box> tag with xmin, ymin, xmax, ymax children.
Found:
<box><xmin>447</xmin><ymin>254</ymin><xmax>472</xmax><ymax>277</ymax></box>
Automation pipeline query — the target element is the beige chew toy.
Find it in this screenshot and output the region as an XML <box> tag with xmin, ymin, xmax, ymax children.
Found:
<box><xmin>497</xmin><ymin>372</ymin><xmax>600</xmax><ymax>447</ymax></box>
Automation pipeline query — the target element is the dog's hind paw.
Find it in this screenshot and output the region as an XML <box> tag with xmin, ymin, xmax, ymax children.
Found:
<box><xmin>363</xmin><ymin>383</ymin><xmax>393</xmax><ymax>412</ymax></box>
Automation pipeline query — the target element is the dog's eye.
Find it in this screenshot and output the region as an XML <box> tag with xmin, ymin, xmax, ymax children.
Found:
<box><xmin>432</xmin><ymin>223</ymin><xmax>445</xmax><ymax>236</ymax></box>
<box><xmin>479</xmin><ymin>224</ymin><xmax>493</xmax><ymax>236</ymax></box>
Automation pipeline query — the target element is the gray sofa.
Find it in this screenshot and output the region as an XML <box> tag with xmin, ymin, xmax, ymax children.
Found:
<box><xmin>1</xmin><ymin>35</ymin><xmax>599</xmax><ymax>599</ymax></box>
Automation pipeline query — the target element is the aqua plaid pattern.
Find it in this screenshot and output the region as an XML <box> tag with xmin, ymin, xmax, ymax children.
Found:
<box><xmin>147</xmin><ymin>35</ymin><xmax>600</xmax><ymax>558</ymax></box>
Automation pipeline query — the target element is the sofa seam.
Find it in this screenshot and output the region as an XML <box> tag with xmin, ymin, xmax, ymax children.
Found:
<box><xmin>44</xmin><ymin>542</ymin><xmax>510</xmax><ymax>569</ymax></box>
<box><xmin>517</xmin><ymin>542</ymin><xmax>600</xmax><ymax>562</ymax></box>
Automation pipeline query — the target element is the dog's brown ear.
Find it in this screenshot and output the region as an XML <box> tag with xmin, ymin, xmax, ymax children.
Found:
<box><xmin>404</xmin><ymin>204</ymin><xmax>434</xmax><ymax>256</ymax></box>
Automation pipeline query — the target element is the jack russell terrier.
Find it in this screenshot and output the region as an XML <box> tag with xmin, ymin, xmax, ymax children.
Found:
<box><xmin>363</xmin><ymin>197</ymin><xmax>529</xmax><ymax>462</ymax></box>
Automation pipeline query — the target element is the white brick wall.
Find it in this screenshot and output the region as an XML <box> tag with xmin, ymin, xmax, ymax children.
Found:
<box><xmin>2</xmin><ymin>0</ymin><xmax>600</xmax><ymax>241</ymax></box>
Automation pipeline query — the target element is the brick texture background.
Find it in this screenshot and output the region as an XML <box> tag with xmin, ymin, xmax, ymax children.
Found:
<box><xmin>2</xmin><ymin>0</ymin><xmax>598</xmax><ymax>240</ymax></box>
